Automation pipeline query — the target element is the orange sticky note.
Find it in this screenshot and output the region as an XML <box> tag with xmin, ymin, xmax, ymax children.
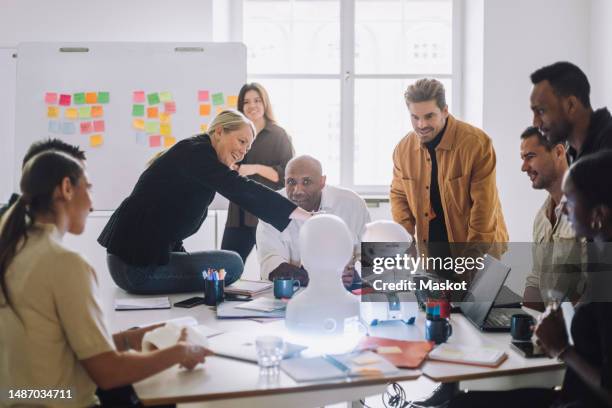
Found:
<box><xmin>90</xmin><ymin>134</ymin><xmax>103</xmax><ymax>147</ymax></box>
<box><xmin>47</xmin><ymin>106</ymin><xmax>59</xmax><ymax>118</ymax></box>
<box><xmin>149</xmin><ymin>135</ymin><xmax>161</xmax><ymax>147</ymax></box>
<box><xmin>91</xmin><ymin>105</ymin><xmax>104</xmax><ymax>117</ymax></box>
<box><xmin>147</xmin><ymin>107</ymin><xmax>159</xmax><ymax>119</ymax></box>
<box><xmin>159</xmin><ymin>112</ymin><xmax>171</xmax><ymax>124</ymax></box>
<box><xmin>199</xmin><ymin>104</ymin><xmax>211</xmax><ymax>116</ymax></box>
<box><xmin>200</xmin><ymin>124</ymin><xmax>208</xmax><ymax>132</ymax></box>
<box><xmin>227</xmin><ymin>95</ymin><xmax>238</xmax><ymax>107</ymax></box>
<box><xmin>65</xmin><ymin>108</ymin><xmax>78</xmax><ymax>120</ymax></box>
<box><xmin>160</xmin><ymin>123</ymin><xmax>172</xmax><ymax>136</ymax></box>
<box><xmin>132</xmin><ymin>118</ymin><xmax>145</xmax><ymax>130</ymax></box>
<box><xmin>85</xmin><ymin>92</ymin><xmax>97</xmax><ymax>104</ymax></box>
<box><xmin>163</xmin><ymin>136</ymin><xmax>176</xmax><ymax>147</ymax></box>
<box><xmin>216</xmin><ymin>106</ymin><xmax>223</xmax><ymax>114</ymax></box>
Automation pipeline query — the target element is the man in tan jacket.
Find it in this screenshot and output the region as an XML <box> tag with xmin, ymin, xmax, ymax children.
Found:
<box><xmin>391</xmin><ymin>78</ymin><xmax>508</xmax><ymax>248</ymax></box>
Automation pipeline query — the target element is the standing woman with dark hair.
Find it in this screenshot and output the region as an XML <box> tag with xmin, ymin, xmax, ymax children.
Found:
<box><xmin>221</xmin><ymin>83</ymin><xmax>295</xmax><ymax>263</ymax></box>
<box><xmin>0</xmin><ymin>151</ymin><xmax>211</xmax><ymax>407</ymax></box>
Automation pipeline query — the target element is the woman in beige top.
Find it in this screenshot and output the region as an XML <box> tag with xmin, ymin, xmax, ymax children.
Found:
<box><xmin>0</xmin><ymin>150</ymin><xmax>211</xmax><ymax>407</ymax></box>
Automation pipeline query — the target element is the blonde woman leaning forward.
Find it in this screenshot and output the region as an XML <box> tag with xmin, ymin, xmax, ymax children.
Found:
<box><xmin>98</xmin><ymin>110</ymin><xmax>311</xmax><ymax>294</ymax></box>
<box><xmin>0</xmin><ymin>151</ymin><xmax>211</xmax><ymax>408</ymax></box>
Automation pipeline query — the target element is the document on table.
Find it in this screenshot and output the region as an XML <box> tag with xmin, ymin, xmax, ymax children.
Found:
<box><xmin>234</xmin><ymin>297</ymin><xmax>286</xmax><ymax>312</ymax></box>
<box><xmin>114</xmin><ymin>297</ymin><xmax>171</xmax><ymax>311</ymax></box>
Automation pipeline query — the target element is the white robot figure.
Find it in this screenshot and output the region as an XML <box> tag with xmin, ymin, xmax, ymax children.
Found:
<box><xmin>285</xmin><ymin>214</ymin><xmax>360</xmax><ymax>337</ymax></box>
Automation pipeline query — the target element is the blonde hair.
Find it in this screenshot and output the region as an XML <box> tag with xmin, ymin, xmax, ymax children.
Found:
<box><xmin>238</xmin><ymin>83</ymin><xmax>277</xmax><ymax>123</ymax></box>
<box><xmin>404</xmin><ymin>78</ymin><xmax>447</xmax><ymax>110</ymax></box>
<box><xmin>209</xmin><ymin>109</ymin><xmax>256</xmax><ymax>138</ymax></box>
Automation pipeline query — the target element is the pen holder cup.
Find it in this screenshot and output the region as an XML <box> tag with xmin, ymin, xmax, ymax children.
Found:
<box><xmin>204</xmin><ymin>279</ymin><xmax>225</xmax><ymax>306</ymax></box>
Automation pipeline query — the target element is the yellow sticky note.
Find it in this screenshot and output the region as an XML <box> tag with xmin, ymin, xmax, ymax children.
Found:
<box><xmin>159</xmin><ymin>112</ymin><xmax>171</xmax><ymax>124</ymax></box>
<box><xmin>160</xmin><ymin>123</ymin><xmax>172</xmax><ymax>136</ymax></box>
<box><xmin>91</xmin><ymin>105</ymin><xmax>104</xmax><ymax>118</ymax></box>
<box><xmin>227</xmin><ymin>95</ymin><xmax>238</xmax><ymax>107</ymax></box>
<box><xmin>65</xmin><ymin>108</ymin><xmax>78</xmax><ymax>120</ymax></box>
<box><xmin>90</xmin><ymin>134</ymin><xmax>103</xmax><ymax>147</ymax></box>
<box><xmin>163</xmin><ymin>136</ymin><xmax>176</xmax><ymax>147</ymax></box>
<box><xmin>376</xmin><ymin>346</ymin><xmax>402</xmax><ymax>354</ymax></box>
<box><xmin>132</xmin><ymin>118</ymin><xmax>145</xmax><ymax>130</ymax></box>
<box><xmin>216</xmin><ymin>106</ymin><xmax>224</xmax><ymax>114</ymax></box>
<box><xmin>85</xmin><ymin>92</ymin><xmax>97</xmax><ymax>104</ymax></box>
<box><xmin>47</xmin><ymin>106</ymin><xmax>59</xmax><ymax>118</ymax></box>
<box><xmin>200</xmin><ymin>124</ymin><xmax>208</xmax><ymax>132</ymax></box>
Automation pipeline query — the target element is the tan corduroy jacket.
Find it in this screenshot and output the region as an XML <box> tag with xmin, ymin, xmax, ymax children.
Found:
<box><xmin>390</xmin><ymin>115</ymin><xmax>509</xmax><ymax>246</ymax></box>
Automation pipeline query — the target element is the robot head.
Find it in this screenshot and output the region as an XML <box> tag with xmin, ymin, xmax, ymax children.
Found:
<box><xmin>299</xmin><ymin>214</ymin><xmax>353</xmax><ymax>281</ymax></box>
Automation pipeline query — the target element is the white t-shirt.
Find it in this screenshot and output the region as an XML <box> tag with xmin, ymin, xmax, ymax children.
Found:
<box><xmin>256</xmin><ymin>185</ymin><xmax>371</xmax><ymax>280</ymax></box>
<box><xmin>0</xmin><ymin>223</ymin><xmax>114</xmax><ymax>408</ymax></box>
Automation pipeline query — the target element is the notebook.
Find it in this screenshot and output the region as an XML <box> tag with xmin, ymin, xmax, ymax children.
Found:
<box><xmin>357</xmin><ymin>337</ymin><xmax>433</xmax><ymax>368</ymax></box>
<box><xmin>216</xmin><ymin>299</ymin><xmax>286</xmax><ymax>319</ymax></box>
<box><xmin>225</xmin><ymin>280</ymin><xmax>273</xmax><ymax>297</ymax></box>
<box><xmin>234</xmin><ymin>297</ymin><xmax>286</xmax><ymax>312</ymax></box>
<box><xmin>428</xmin><ymin>343</ymin><xmax>508</xmax><ymax>368</ymax></box>
<box><xmin>114</xmin><ymin>296</ymin><xmax>171</xmax><ymax>311</ymax></box>
<box><xmin>281</xmin><ymin>351</ymin><xmax>399</xmax><ymax>382</ymax></box>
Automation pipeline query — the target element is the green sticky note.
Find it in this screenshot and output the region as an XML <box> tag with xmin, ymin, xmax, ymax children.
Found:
<box><xmin>147</xmin><ymin>93</ymin><xmax>160</xmax><ymax>105</ymax></box>
<box><xmin>212</xmin><ymin>92</ymin><xmax>224</xmax><ymax>105</ymax></box>
<box><xmin>145</xmin><ymin>121</ymin><xmax>160</xmax><ymax>134</ymax></box>
<box><xmin>78</xmin><ymin>106</ymin><xmax>91</xmax><ymax>119</ymax></box>
<box><xmin>132</xmin><ymin>104</ymin><xmax>145</xmax><ymax>117</ymax></box>
<box><xmin>159</xmin><ymin>91</ymin><xmax>172</xmax><ymax>102</ymax></box>
<box><xmin>74</xmin><ymin>92</ymin><xmax>86</xmax><ymax>105</ymax></box>
<box><xmin>98</xmin><ymin>92</ymin><xmax>110</xmax><ymax>104</ymax></box>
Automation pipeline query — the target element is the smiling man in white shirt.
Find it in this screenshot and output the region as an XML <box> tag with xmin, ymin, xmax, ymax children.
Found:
<box><xmin>256</xmin><ymin>155</ymin><xmax>371</xmax><ymax>288</ymax></box>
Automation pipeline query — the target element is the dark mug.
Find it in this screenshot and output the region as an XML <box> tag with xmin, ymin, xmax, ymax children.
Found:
<box><xmin>425</xmin><ymin>318</ymin><xmax>453</xmax><ymax>344</ymax></box>
<box><xmin>511</xmin><ymin>314</ymin><xmax>535</xmax><ymax>341</ymax></box>
<box><xmin>273</xmin><ymin>278</ymin><xmax>300</xmax><ymax>299</ymax></box>
<box><xmin>204</xmin><ymin>279</ymin><xmax>225</xmax><ymax>306</ymax></box>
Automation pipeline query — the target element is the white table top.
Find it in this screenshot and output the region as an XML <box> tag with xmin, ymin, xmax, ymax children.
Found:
<box><xmin>106</xmin><ymin>289</ymin><xmax>562</xmax><ymax>406</ymax></box>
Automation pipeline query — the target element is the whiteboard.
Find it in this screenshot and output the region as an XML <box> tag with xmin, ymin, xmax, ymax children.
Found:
<box><xmin>0</xmin><ymin>48</ymin><xmax>16</xmax><ymax>204</ymax></box>
<box><xmin>15</xmin><ymin>42</ymin><xmax>245</xmax><ymax>210</ymax></box>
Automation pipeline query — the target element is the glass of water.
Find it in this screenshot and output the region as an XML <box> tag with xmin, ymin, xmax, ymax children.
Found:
<box><xmin>255</xmin><ymin>335</ymin><xmax>284</xmax><ymax>374</ymax></box>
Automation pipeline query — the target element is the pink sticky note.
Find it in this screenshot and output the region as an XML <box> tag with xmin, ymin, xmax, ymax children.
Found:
<box><xmin>164</xmin><ymin>101</ymin><xmax>176</xmax><ymax>114</ymax></box>
<box><xmin>93</xmin><ymin>120</ymin><xmax>105</xmax><ymax>132</ymax></box>
<box><xmin>133</xmin><ymin>91</ymin><xmax>146</xmax><ymax>103</ymax></box>
<box><xmin>45</xmin><ymin>92</ymin><xmax>58</xmax><ymax>104</ymax></box>
<box><xmin>198</xmin><ymin>90</ymin><xmax>210</xmax><ymax>102</ymax></box>
<box><xmin>80</xmin><ymin>121</ymin><xmax>93</xmax><ymax>134</ymax></box>
<box><xmin>149</xmin><ymin>135</ymin><xmax>161</xmax><ymax>147</ymax></box>
<box><xmin>59</xmin><ymin>94</ymin><xmax>71</xmax><ymax>106</ymax></box>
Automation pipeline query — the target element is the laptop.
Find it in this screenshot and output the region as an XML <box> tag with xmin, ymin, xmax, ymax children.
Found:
<box><xmin>459</xmin><ymin>255</ymin><xmax>523</xmax><ymax>332</ymax></box>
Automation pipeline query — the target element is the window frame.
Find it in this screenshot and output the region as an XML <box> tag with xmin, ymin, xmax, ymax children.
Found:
<box><xmin>233</xmin><ymin>0</ymin><xmax>463</xmax><ymax>194</ymax></box>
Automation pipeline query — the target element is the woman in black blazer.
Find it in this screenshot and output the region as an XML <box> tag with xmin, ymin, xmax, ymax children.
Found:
<box><xmin>98</xmin><ymin>110</ymin><xmax>310</xmax><ymax>294</ymax></box>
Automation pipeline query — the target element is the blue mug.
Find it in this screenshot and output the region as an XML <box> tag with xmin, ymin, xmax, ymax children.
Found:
<box><xmin>425</xmin><ymin>318</ymin><xmax>453</xmax><ymax>344</ymax></box>
<box><xmin>273</xmin><ymin>278</ymin><xmax>300</xmax><ymax>299</ymax></box>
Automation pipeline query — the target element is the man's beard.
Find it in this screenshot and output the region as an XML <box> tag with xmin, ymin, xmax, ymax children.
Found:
<box><xmin>547</xmin><ymin>119</ymin><xmax>573</xmax><ymax>146</ymax></box>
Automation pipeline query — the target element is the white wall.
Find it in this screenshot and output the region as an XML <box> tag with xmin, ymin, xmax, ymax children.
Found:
<box><xmin>0</xmin><ymin>0</ymin><xmax>213</xmax><ymax>47</ymax></box>
<box><xmin>477</xmin><ymin>0</ymin><xmax>590</xmax><ymax>242</ymax></box>
<box><xmin>590</xmin><ymin>0</ymin><xmax>612</xmax><ymax>110</ymax></box>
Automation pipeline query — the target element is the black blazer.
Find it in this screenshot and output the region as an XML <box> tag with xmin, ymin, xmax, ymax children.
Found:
<box><xmin>98</xmin><ymin>134</ymin><xmax>297</xmax><ymax>266</ymax></box>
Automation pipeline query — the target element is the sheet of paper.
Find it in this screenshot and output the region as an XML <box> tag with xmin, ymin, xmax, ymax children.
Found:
<box><xmin>199</xmin><ymin>104</ymin><xmax>211</xmax><ymax>116</ymax></box>
<box><xmin>47</xmin><ymin>106</ymin><xmax>59</xmax><ymax>118</ymax></box>
<box><xmin>85</xmin><ymin>92</ymin><xmax>97</xmax><ymax>104</ymax></box>
<box><xmin>234</xmin><ymin>297</ymin><xmax>286</xmax><ymax>312</ymax></box>
<box><xmin>159</xmin><ymin>112</ymin><xmax>171</xmax><ymax>124</ymax></box>
<box><xmin>164</xmin><ymin>101</ymin><xmax>176</xmax><ymax>114</ymax></box>
<box><xmin>227</xmin><ymin>95</ymin><xmax>238</xmax><ymax>107</ymax></box>
<box><xmin>93</xmin><ymin>120</ymin><xmax>105</xmax><ymax>132</ymax></box>
<box><xmin>73</xmin><ymin>92</ymin><xmax>86</xmax><ymax>105</ymax></box>
<box><xmin>212</xmin><ymin>92</ymin><xmax>224</xmax><ymax>105</ymax></box>
<box><xmin>90</xmin><ymin>134</ymin><xmax>103</xmax><ymax>147</ymax></box>
<box><xmin>65</xmin><ymin>108</ymin><xmax>78</xmax><ymax>120</ymax></box>
<box><xmin>198</xmin><ymin>90</ymin><xmax>209</xmax><ymax>102</ymax></box>
<box><xmin>163</xmin><ymin>136</ymin><xmax>176</xmax><ymax>147</ymax></box>
<box><xmin>44</xmin><ymin>92</ymin><xmax>58</xmax><ymax>104</ymax></box>
<box><xmin>91</xmin><ymin>105</ymin><xmax>103</xmax><ymax>117</ymax></box>
<box><xmin>114</xmin><ymin>296</ymin><xmax>170</xmax><ymax>310</ymax></box>
<box><xmin>48</xmin><ymin>120</ymin><xmax>60</xmax><ymax>133</ymax></box>
<box><xmin>147</xmin><ymin>107</ymin><xmax>159</xmax><ymax>118</ymax></box>
<box><xmin>59</xmin><ymin>94</ymin><xmax>71</xmax><ymax>106</ymax></box>
<box><xmin>147</xmin><ymin>92</ymin><xmax>160</xmax><ymax>105</ymax></box>
<box><xmin>133</xmin><ymin>118</ymin><xmax>145</xmax><ymax>130</ymax></box>
<box><xmin>133</xmin><ymin>90</ymin><xmax>145</xmax><ymax>103</ymax></box>
<box><xmin>62</xmin><ymin>122</ymin><xmax>76</xmax><ymax>135</ymax></box>
<box><xmin>376</xmin><ymin>346</ymin><xmax>403</xmax><ymax>354</ymax></box>
<box><xmin>80</xmin><ymin>121</ymin><xmax>93</xmax><ymax>134</ymax></box>
<box><xmin>97</xmin><ymin>91</ymin><xmax>110</xmax><ymax>104</ymax></box>
<box><xmin>160</xmin><ymin>123</ymin><xmax>171</xmax><ymax>136</ymax></box>
<box><xmin>135</xmin><ymin>131</ymin><xmax>148</xmax><ymax>146</ymax></box>
<box><xmin>149</xmin><ymin>135</ymin><xmax>161</xmax><ymax>147</ymax></box>
<box><xmin>132</xmin><ymin>104</ymin><xmax>145</xmax><ymax>117</ymax></box>
<box><xmin>159</xmin><ymin>91</ymin><xmax>173</xmax><ymax>102</ymax></box>
<box><xmin>78</xmin><ymin>106</ymin><xmax>91</xmax><ymax>119</ymax></box>
<box><xmin>145</xmin><ymin>121</ymin><xmax>160</xmax><ymax>134</ymax></box>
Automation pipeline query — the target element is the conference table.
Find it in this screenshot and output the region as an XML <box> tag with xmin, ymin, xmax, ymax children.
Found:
<box><xmin>106</xmin><ymin>289</ymin><xmax>564</xmax><ymax>407</ymax></box>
